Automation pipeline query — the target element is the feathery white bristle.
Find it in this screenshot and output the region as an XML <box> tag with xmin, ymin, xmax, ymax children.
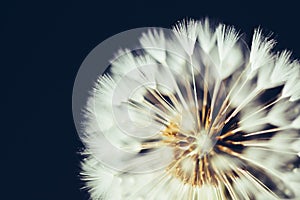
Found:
<box><xmin>281</xmin><ymin>62</ymin><xmax>300</xmax><ymax>102</ymax></box>
<box><xmin>197</xmin><ymin>18</ymin><xmax>216</xmax><ymax>53</ymax></box>
<box><xmin>140</xmin><ymin>29</ymin><xmax>167</xmax><ymax>64</ymax></box>
<box><xmin>282</xmin><ymin>67</ymin><xmax>300</xmax><ymax>99</ymax></box>
<box><xmin>81</xmin><ymin>156</ymin><xmax>122</xmax><ymax>200</ymax></box>
<box><xmin>110</xmin><ymin>49</ymin><xmax>136</xmax><ymax>76</ymax></box>
<box><xmin>249</xmin><ymin>28</ymin><xmax>275</xmax><ymax>73</ymax></box>
<box><xmin>86</xmin><ymin>75</ymin><xmax>116</xmax><ymax>132</ymax></box>
<box><xmin>270</xmin><ymin>50</ymin><xmax>293</xmax><ymax>85</ymax></box>
<box><xmin>111</xmin><ymin>49</ymin><xmax>156</xmax><ymax>78</ymax></box>
<box><xmin>216</xmin><ymin>24</ymin><xmax>240</xmax><ymax>61</ymax></box>
<box><xmin>173</xmin><ymin>19</ymin><xmax>198</xmax><ymax>55</ymax></box>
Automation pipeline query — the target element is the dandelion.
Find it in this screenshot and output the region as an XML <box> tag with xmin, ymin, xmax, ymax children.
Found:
<box><xmin>77</xmin><ymin>18</ymin><xmax>300</xmax><ymax>199</ymax></box>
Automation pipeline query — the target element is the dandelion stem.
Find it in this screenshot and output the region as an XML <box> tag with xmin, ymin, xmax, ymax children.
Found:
<box><xmin>202</xmin><ymin>65</ymin><xmax>209</xmax><ymax>126</ymax></box>
<box><xmin>209</xmin><ymin>80</ymin><xmax>221</xmax><ymax>126</ymax></box>
<box><xmin>239</xmin><ymin>95</ymin><xmax>282</xmax><ymax>124</ymax></box>
<box><xmin>217</xmin><ymin>145</ymin><xmax>283</xmax><ymax>182</ymax></box>
<box><xmin>243</xmin><ymin>126</ymin><xmax>288</xmax><ymax>137</ymax></box>
<box><xmin>216</xmin><ymin>64</ymin><xmax>250</xmax><ymax>117</ymax></box>
<box><xmin>209</xmin><ymin>68</ymin><xmax>250</xmax><ymax>132</ymax></box>
<box><xmin>236</xmin><ymin>168</ymin><xmax>280</xmax><ymax>199</ymax></box>
<box><xmin>224</xmin><ymin>88</ymin><xmax>262</xmax><ymax>124</ymax></box>
<box><xmin>189</xmin><ymin>55</ymin><xmax>201</xmax><ymax>131</ymax></box>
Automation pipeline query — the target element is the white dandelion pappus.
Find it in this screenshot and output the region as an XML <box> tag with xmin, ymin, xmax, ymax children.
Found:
<box><xmin>73</xmin><ymin>19</ymin><xmax>300</xmax><ymax>199</ymax></box>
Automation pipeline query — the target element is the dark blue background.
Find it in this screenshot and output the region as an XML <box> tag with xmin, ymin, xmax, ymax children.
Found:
<box><xmin>2</xmin><ymin>0</ymin><xmax>299</xmax><ymax>199</ymax></box>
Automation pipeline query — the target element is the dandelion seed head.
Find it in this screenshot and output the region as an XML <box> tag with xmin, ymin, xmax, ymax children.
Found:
<box><xmin>73</xmin><ymin>18</ymin><xmax>300</xmax><ymax>199</ymax></box>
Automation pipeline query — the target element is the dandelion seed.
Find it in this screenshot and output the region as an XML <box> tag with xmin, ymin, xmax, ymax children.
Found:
<box><xmin>75</xmin><ymin>18</ymin><xmax>300</xmax><ymax>199</ymax></box>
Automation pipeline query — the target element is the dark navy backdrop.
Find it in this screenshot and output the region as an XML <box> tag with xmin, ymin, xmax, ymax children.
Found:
<box><xmin>2</xmin><ymin>0</ymin><xmax>299</xmax><ymax>199</ymax></box>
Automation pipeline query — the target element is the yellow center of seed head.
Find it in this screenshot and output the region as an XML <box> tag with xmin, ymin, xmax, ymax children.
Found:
<box><xmin>161</xmin><ymin>121</ymin><xmax>218</xmax><ymax>187</ymax></box>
